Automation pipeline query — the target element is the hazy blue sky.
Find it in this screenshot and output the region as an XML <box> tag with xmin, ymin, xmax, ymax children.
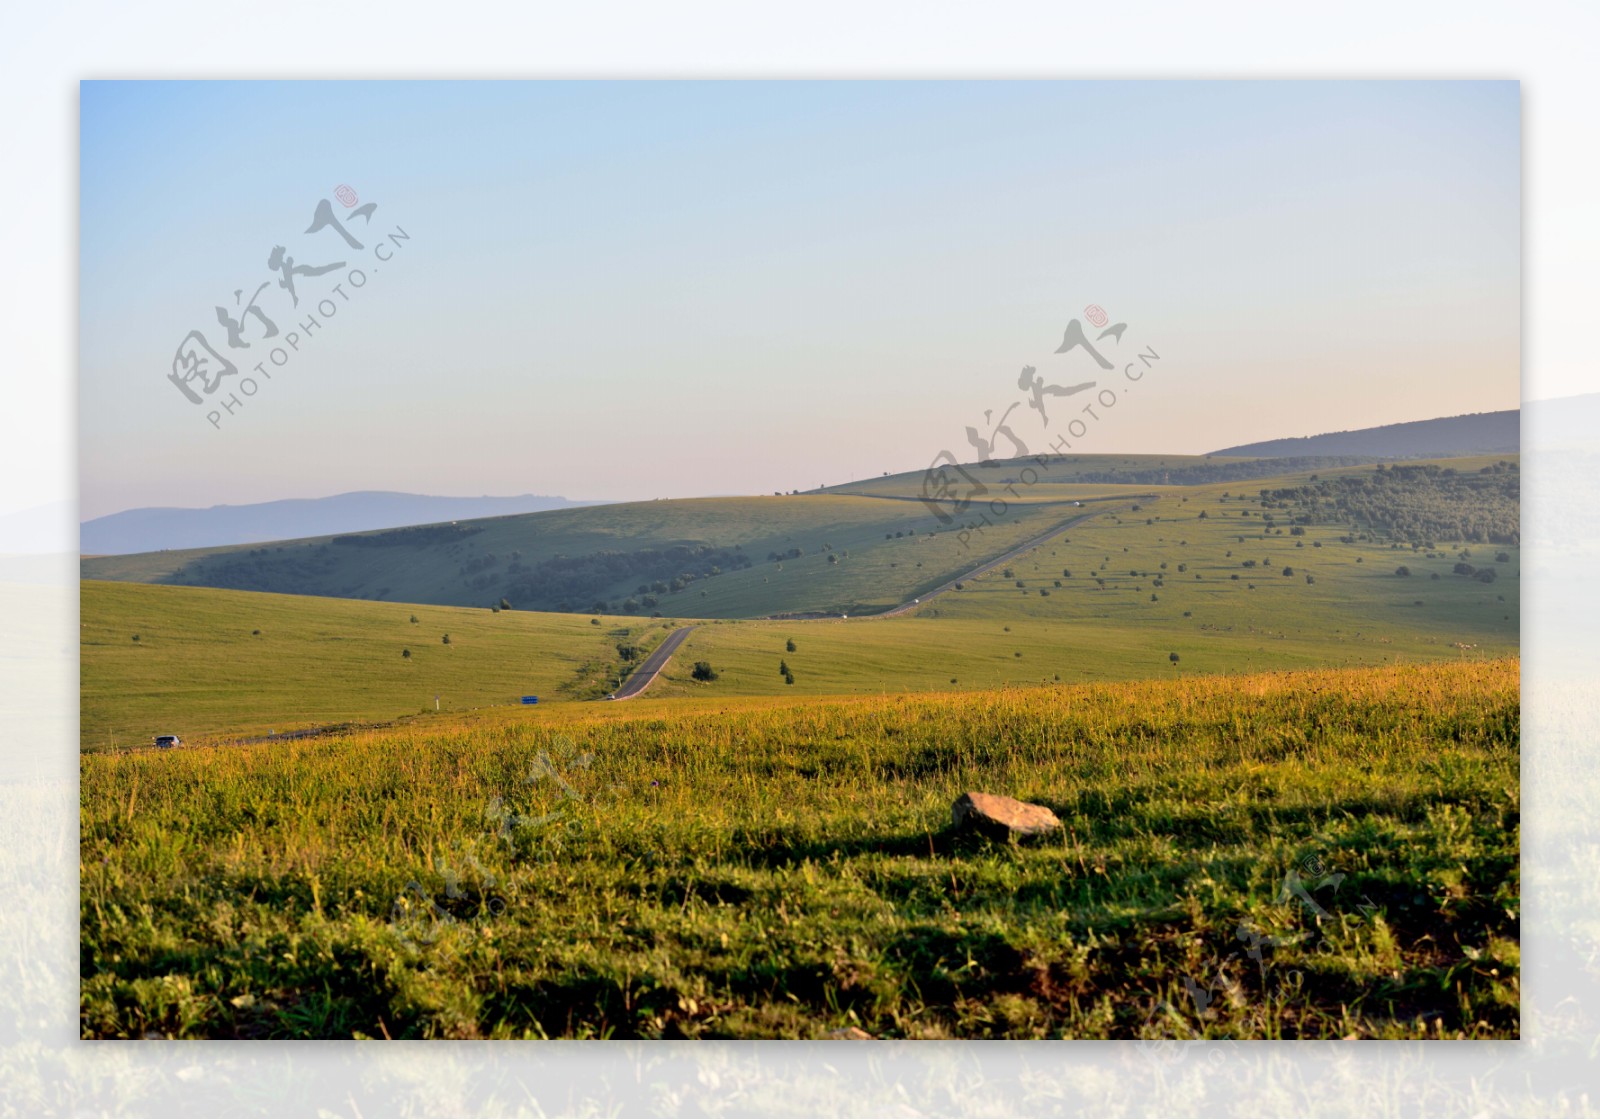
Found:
<box><xmin>79</xmin><ymin>80</ymin><xmax>1518</xmax><ymax>519</ymax></box>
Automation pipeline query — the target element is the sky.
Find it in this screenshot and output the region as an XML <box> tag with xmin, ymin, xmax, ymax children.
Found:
<box><xmin>78</xmin><ymin>80</ymin><xmax>1520</xmax><ymax>520</ymax></box>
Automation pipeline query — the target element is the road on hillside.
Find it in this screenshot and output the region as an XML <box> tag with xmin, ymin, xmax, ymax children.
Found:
<box><xmin>874</xmin><ymin>500</ymin><xmax>1155</xmax><ymax>617</ymax></box>
<box><xmin>610</xmin><ymin>625</ymin><xmax>696</xmax><ymax>700</ymax></box>
<box><xmin>759</xmin><ymin>494</ymin><xmax>1157</xmax><ymax>622</ymax></box>
<box><xmin>613</xmin><ymin>496</ymin><xmax>1154</xmax><ymax>698</ymax></box>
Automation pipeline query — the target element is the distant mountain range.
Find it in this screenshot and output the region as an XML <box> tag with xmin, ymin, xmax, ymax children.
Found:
<box><xmin>1211</xmin><ymin>409</ymin><xmax>1519</xmax><ymax>460</ymax></box>
<box><xmin>80</xmin><ymin>492</ymin><xmax>606</xmax><ymax>555</ymax></box>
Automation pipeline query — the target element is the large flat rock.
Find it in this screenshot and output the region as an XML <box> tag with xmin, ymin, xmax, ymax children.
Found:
<box><xmin>952</xmin><ymin>791</ymin><xmax>1063</xmax><ymax>839</ymax></box>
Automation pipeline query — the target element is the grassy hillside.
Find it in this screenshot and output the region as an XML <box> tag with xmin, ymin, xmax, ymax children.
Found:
<box><xmin>81</xmin><ymin>492</ymin><xmax>1123</xmax><ymax>619</ymax></box>
<box><xmin>80</xmin><ymin>659</ymin><xmax>1519</xmax><ymax>1039</ymax></box>
<box><xmin>80</xmin><ymin>454</ymin><xmax>1518</xmax><ymax>631</ymax></box>
<box><xmin>656</xmin><ymin>460</ymin><xmax>1519</xmax><ymax>696</ymax></box>
<box><xmin>80</xmin><ymin>581</ymin><xmax>679</xmax><ymax>751</ymax></box>
<box><xmin>82</xmin><ymin>455</ymin><xmax>1518</xmax><ymax>744</ymax></box>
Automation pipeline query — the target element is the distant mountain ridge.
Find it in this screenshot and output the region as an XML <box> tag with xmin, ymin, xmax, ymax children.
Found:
<box><xmin>81</xmin><ymin>491</ymin><xmax>606</xmax><ymax>555</ymax></box>
<box><xmin>1211</xmin><ymin>409</ymin><xmax>1519</xmax><ymax>460</ymax></box>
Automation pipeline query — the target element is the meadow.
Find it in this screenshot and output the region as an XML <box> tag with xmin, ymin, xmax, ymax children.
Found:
<box><xmin>79</xmin><ymin>659</ymin><xmax>1519</xmax><ymax>1040</ymax></box>
<box><xmin>80</xmin><ymin>491</ymin><xmax>1110</xmax><ymax>619</ymax></box>
<box><xmin>81</xmin><ymin>455</ymin><xmax>1517</xmax><ymax>632</ymax></box>
<box><xmin>81</xmin><ymin>456</ymin><xmax>1518</xmax><ymax>743</ymax></box>
<box><xmin>655</xmin><ymin>472</ymin><xmax>1518</xmax><ymax>697</ymax></box>
<box><xmin>79</xmin><ymin>581</ymin><xmax>677</xmax><ymax>750</ymax></box>
<box><xmin>78</xmin><ymin>452</ymin><xmax>1521</xmax><ymax>1040</ymax></box>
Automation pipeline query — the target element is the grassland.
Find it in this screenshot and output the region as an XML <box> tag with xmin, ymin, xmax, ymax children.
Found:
<box><xmin>82</xmin><ymin>455</ymin><xmax>1517</xmax><ymax>741</ymax></box>
<box><xmin>80</xmin><ymin>581</ymin><xmax>680</xmax><ymax>751</ymax></box>
<box><xmin>80</xmin><ymin>455</ymin><xmax>1517</xmax><ymax>635</ymax></box>
<box><xmin>81</xmin><ymin>491</ymin><xmax>1118</xmax><ymax>619</ymax></box>
<box><xmin>77</xmin><ymin>452</ymin><xmax>1521</xmax><ymax>1040</ymax></box>
<box><xmin>653</xmin><ymin>463</ymin><xmax>1518</xmax><ymax>696</ymax></box>
<box><xmin>79</xmin><ymin>659</ymin><xmax>1519</xmax><ymax>1040</ymax></box>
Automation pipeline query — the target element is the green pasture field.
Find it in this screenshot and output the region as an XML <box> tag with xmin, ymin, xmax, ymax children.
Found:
<box><xmin>79</xmin><ymin>659</ymin><xmax>1520</xmax><ymax>1040</ymax></box>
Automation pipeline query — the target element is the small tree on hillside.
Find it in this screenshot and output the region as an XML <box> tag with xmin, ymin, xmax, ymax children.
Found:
<box><xmin>691</xmin><ymin>661</ymin><xmax>718</xmax><ymax>682</ymax></box>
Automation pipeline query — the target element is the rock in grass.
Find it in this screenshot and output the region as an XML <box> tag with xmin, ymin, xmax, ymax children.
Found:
<box><xmin>951</xmin><ymin>791</ymin><xmax>1062</xmax><ymax>839</ymax></box>
<box><xmin>823</xmin><ymin>1026</ymin><xmax>875</xmax><ymax>1040</ymax></box>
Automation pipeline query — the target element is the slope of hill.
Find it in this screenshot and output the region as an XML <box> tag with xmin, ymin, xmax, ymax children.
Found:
<box><xmin>80</xmin><ymin>491</ymin><xmax>605</xmax><ymax>555</ymax></box>
<box><xmin>664</xmin><ymin>458</ymin><xmax>1519</xmax><ymax>696</ymax></box>
<box><xmin>83</xmin><ymin>455</ymin><xmax>1518</xmax><ymax>746</ymax></box>
<box><xmin>79</xmin><ymin>580</ymin><xmax>677</xmax><ymax>750</ymax></box>
<box><xmin>80</xmin><ymin>491</ymin><xmax>1136</xmax><ymax>620</ymax></box>
<box><xmin>80</xmin><ymin>454</ymin><xmax>1519</xmax><ymax>627</ymax></box>
<box><xmin>1210</xmin><ymin>409</ymin><xmax>1518</xmax><ymax>459</ymax></box>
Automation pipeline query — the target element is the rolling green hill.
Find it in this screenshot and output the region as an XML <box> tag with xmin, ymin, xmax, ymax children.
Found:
<box><xmin>81</xmin><ymin>453</ymin><xmax>1518</xmax><ymax>629</ymax></box>
<box><xmin>81</xmin><ymin>490</ymin><xmax>1138</xmax><ymax>620</ymax></box>
<box><xmin>82</xmin><ymin>453</ymin><xmax>1518</xmax><ymax>749</ymax></box>
<box><xmin>661</xmin><ymin>464</ymin><xmax>1519</xmax><ymax>696</ymax></box>
<box><xmin>79</xmin><ymin>581</ymin><xmax>680</xmax><ymax>751</ymax></box>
